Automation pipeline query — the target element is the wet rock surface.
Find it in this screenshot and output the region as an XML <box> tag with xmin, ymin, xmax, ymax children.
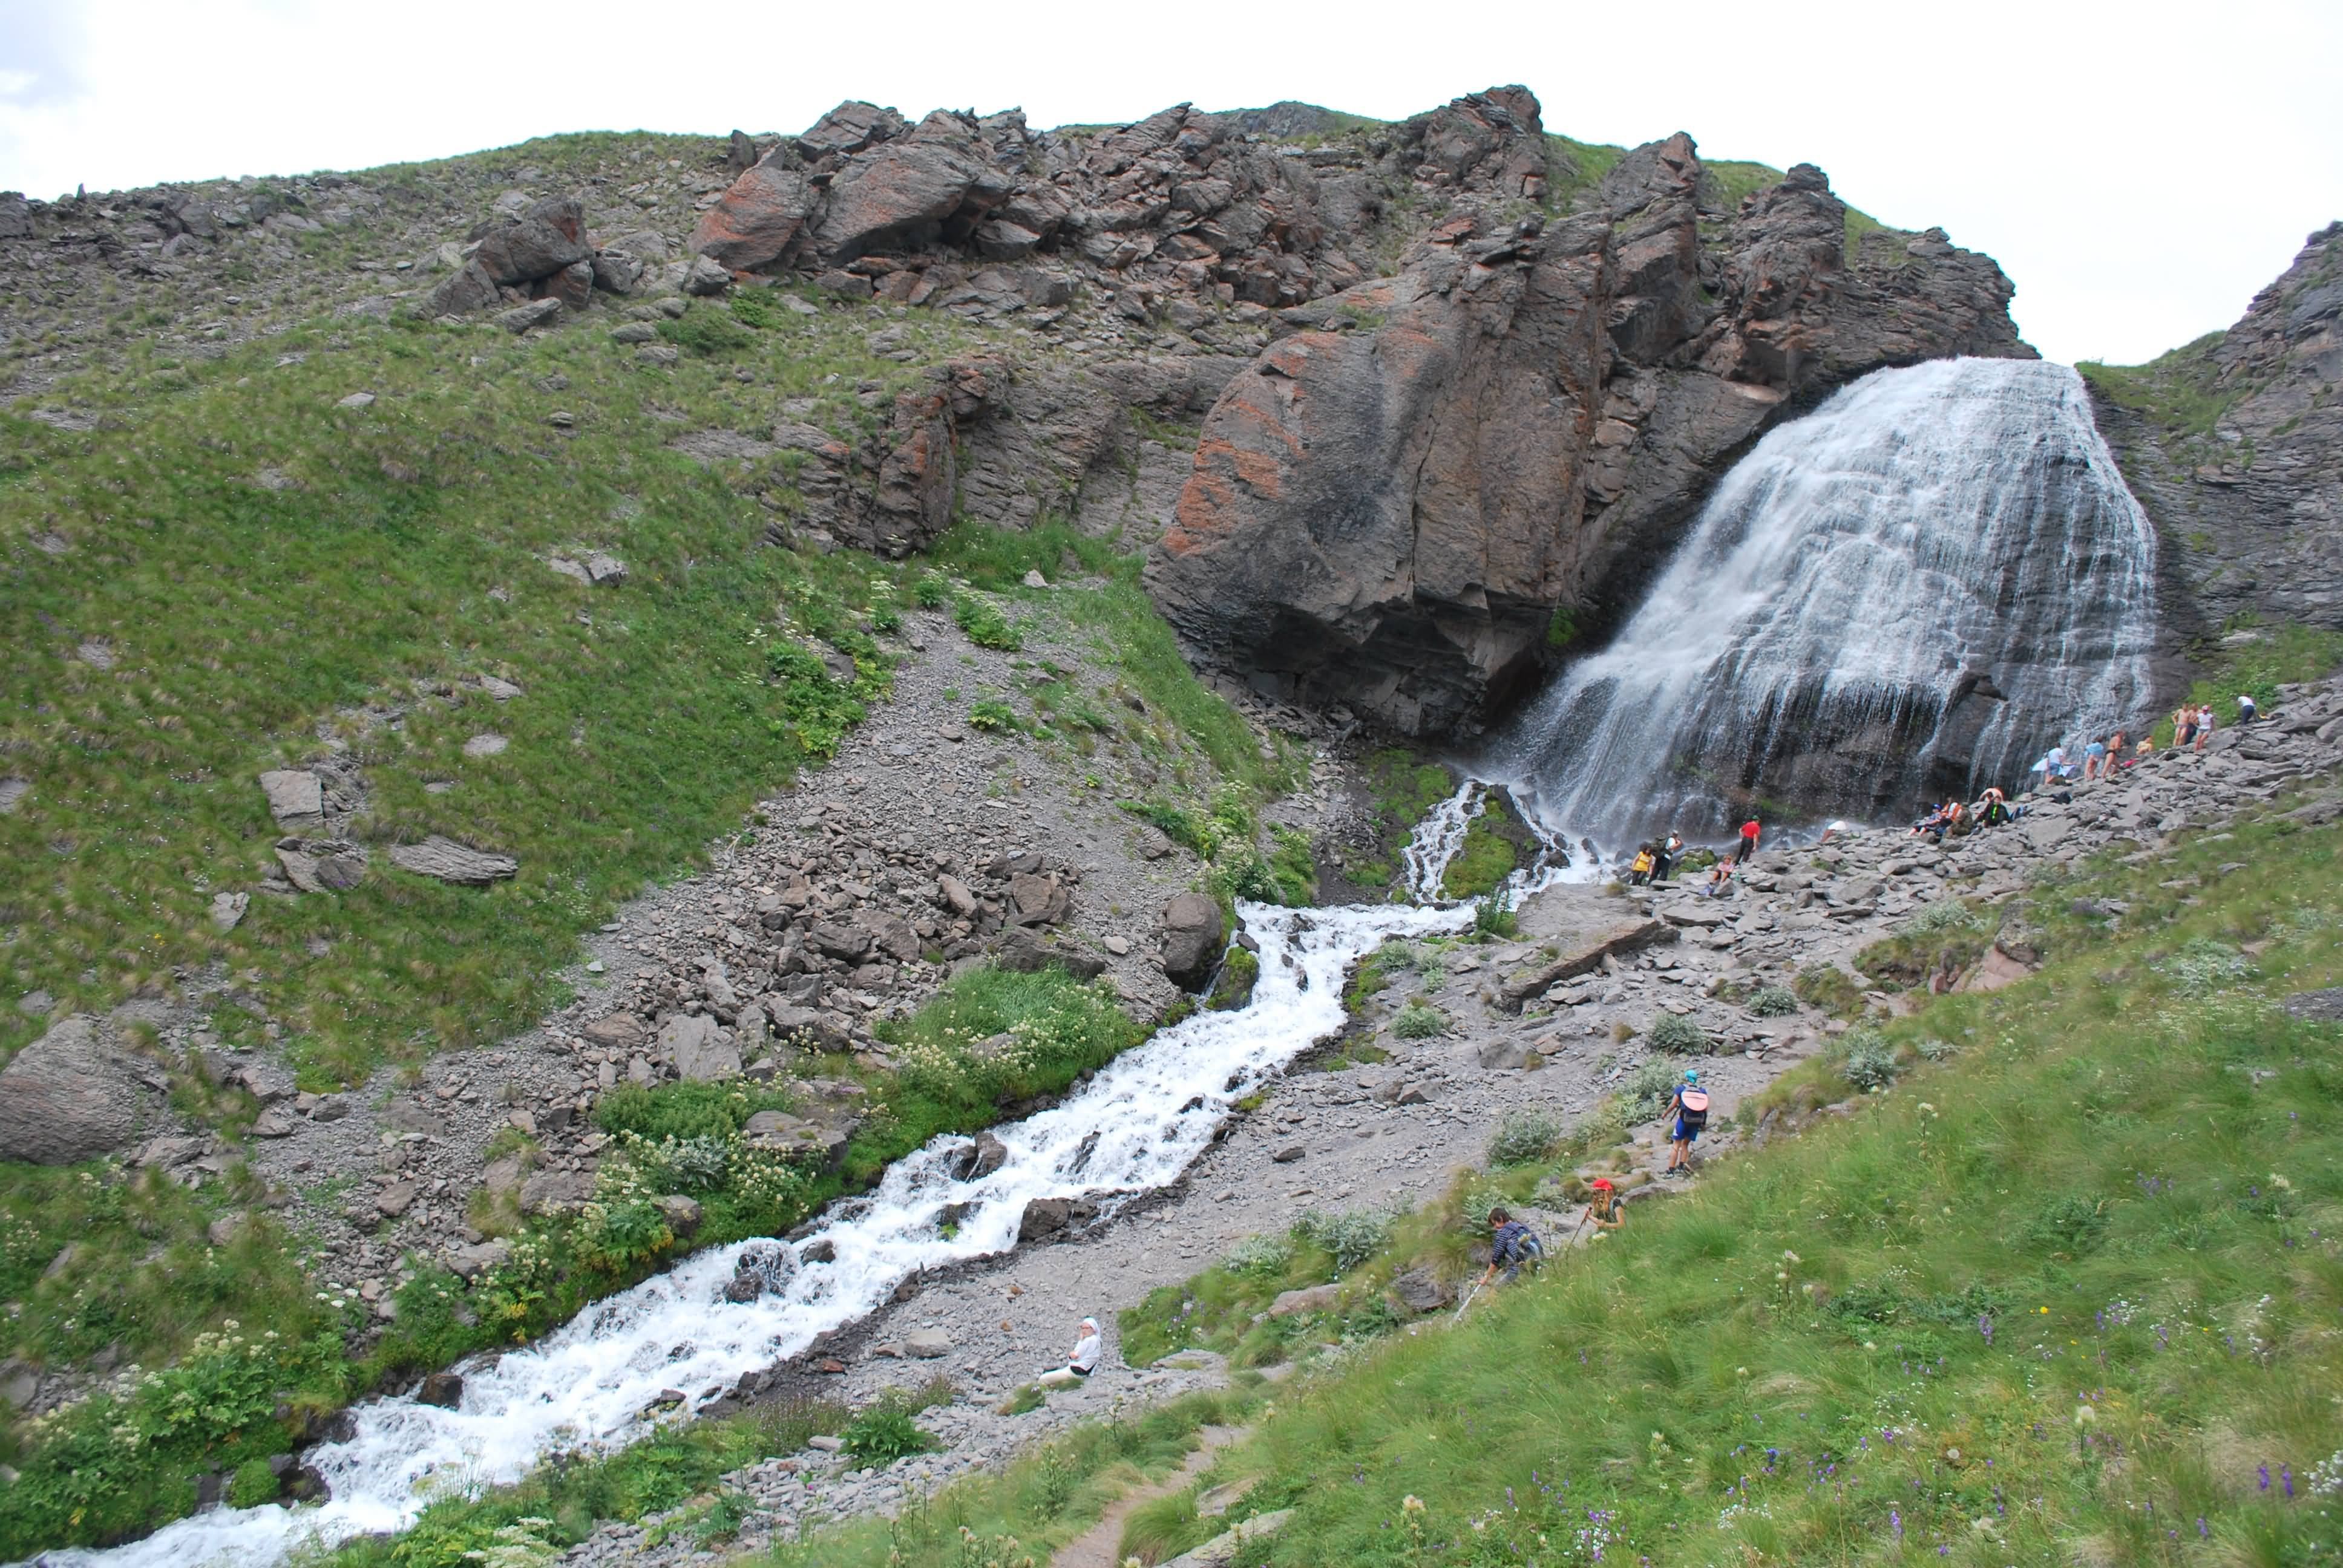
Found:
<box><xmin>1147</xmin><ymin>137</ymin><xmax>2031</xmax><ymax>736</ymax></box>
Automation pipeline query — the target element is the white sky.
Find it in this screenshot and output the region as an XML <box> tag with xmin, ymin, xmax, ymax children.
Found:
<box><xmin>2</xmin><ymin>0</ymin><xmax>2337</xmax><ymax>366</ymax></box>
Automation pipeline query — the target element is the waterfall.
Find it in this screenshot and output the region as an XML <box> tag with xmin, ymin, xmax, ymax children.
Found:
<box><xmin>1483</xmin><ymin>357</ymin><xmax>2158</xmax><ymax>863</ymax></box>
<box><xmin>36</xmin><ymin>899</ymin><xmax>1469</xmax><ymax>1568</ymax></box>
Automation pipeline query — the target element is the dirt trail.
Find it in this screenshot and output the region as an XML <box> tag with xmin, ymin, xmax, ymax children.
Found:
<box><xmin>1047</xmin><ymin>1423</ymin><xmax>1242</xmax><ymax>1568</ymax></box>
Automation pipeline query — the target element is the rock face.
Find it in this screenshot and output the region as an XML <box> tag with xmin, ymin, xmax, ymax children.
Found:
<box><xmin>0</xmin><ymin>1016</ymin><xmax>166</xmax><ymax>1165</ymax></box>
<box><xmin>2091</xmin><ymin>221</ymin><xmax>2343</xmax><ymax>636</ymax></box>
<box><xmin>386</xmin><ymin>835</ymin><xmax>519</xmax><ymax>886</ymax></box>
<box><xmin>1146</xmin><ymin>125</ymin><xmax>2029</xmax><ymax>735</ymax></box>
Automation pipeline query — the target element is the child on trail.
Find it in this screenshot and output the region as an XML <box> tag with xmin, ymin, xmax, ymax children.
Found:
<box><xmin>1478</xmin><ymin>1206</ymin><xmax>1545</xmax><ymax>1289</ymax></box>
<box><xmin>2238</xmin><ymin>693</ymin><xmax>2259</xmax><ymax>725</ymax></box>
<box><xmin>1582</xmin><ymin>1177</ymin><xmax>1625</xmax><ymax>1240</ymax></box>
<box><xmin>1734</xmin><ymin>817</ymin><xmax>1761</xmax><ymax>864</ymax></box>
<box><xmin>1664</xmin><ymin>1070</ymin><xmax>1709</xmax><ymax>1177</ymax></box>
<box><xmin>1630</xmin><ymin>846</ymin><xmax>1655</xmax><ymax>886</ymax></box>
<box><xmin>1700</xmin><ymin>860</ymin><xmax>1735</xmax><ymax>898</ymax></box>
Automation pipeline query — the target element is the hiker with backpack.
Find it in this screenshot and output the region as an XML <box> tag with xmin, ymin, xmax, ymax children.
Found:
<box><xmin>1477</xmin><ymin>1206</ymin><xmax>1545</xmax><ymax>1289</ymax></box>
<box><xmin>1665</xmin><ymin>1070</ymin><xmax>1709</xmax><ymax>1177</ymax></box>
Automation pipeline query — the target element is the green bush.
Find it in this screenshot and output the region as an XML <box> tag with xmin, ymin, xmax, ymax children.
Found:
<box><xmin>967</xmin><ymin>698</ymin><xmax>1020</xmax><ymax>732</ymax></box>
<box><xmin>1293</xmin><ymin>1206</ymin><xmax>1395</xmax><ymax>1272</ymax></box>
<box><xmin>1746</xmin><ymin>985</ymin><xmax>1798</xmax><ymax>1016</ymax></box>
<box><xmin>1839</xmin><ymin>1029</ymin><xmax>1901</xmax><ymax>1091</ymax></box>
<box><xmin>1391</xmin><ymin>1001</ymin><xmax>1447</xmax><ymax>1039</ymax></box>
<box><xmin>1902</xmin><ymin>899</ymin><xmax>1979</xmax><ymax>934</ymax></box>
<box><xmin>2157</xmin><ymin>937</ymin><xmax>2256</xmax><ymax>996</ymax></box>
<box><xmin>1224</xmin><ymin>1233</ymin><xmax>1293</xmax><ymax>1279</ymax></box>
<box><xmin>227</xmin><ymin>1457</ymin><xmax>281</xmax><ymax>1510</ymax></box>
<box><xmin>842</xmin><ymin>1395</ymin><xmax>941</xmax><ymax>1465</ymax></box>
<box><xmin>954</xmin><ymin>593</ymin><xmax>1021</xmax><ymax>651</ymax></box>
<box><xmin>913</xmin><ymin>570</ymin><xmax>949</xmax><ymax>608</ymax></box>
<box><xmin>1645</xmin><ymin>1013</ymin><xmax>1709</xmax><ymax>1054</ymax></box>
<box><xmin>727</xmin><ymin>289</ymin><xmax>796</xmax><ymax>331</ymax></box>
<box><xmin>1487</xmin><ymin>1108</ymin><xmax>1566</xmax><ymax>1165</ymax></box>
<box><xmin>657</xmin><ymin>309</ymin><xmax>753</xmax><ymax>358</ymax></box>
<box><xmin>1473</xmin><ymin>892</ymin><xmax>1519</xmax><ymax>938</ymax></box>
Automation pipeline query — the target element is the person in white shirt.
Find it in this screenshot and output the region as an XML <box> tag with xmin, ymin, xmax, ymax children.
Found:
<box><xmin>1040</xmin><ymin>1317</ymin><xmax>1103</xmax><ymax>1386</ymax></box>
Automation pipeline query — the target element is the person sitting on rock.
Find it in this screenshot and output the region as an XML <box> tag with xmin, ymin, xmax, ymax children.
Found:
<box><xmin>1478</xmin><ymin>1206</ymin><xmax>1544</xmax><ymax>1288</ymax></box>
<box><xmin>1040</xmin><ymin>1317</ymin><xmax>1103</xmax><ymax>1387</ymax></box>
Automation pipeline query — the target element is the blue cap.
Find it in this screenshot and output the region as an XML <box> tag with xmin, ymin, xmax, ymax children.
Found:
<box><xmin>1683</xmin><ymin>1070</ymin><xmax>1699</xmax><ymax>1083</ymax></box>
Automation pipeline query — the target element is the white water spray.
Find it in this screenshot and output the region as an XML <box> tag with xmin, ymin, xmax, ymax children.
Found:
<box><xmin>39</xmin><ymin>900</ymin><xmax>1466</xmax><ymax>1568</ymax></box>
<box><xmin>1481</xmin><ymin>357</ymin><xmax>2160</xmax><ymax>866</ymax></box>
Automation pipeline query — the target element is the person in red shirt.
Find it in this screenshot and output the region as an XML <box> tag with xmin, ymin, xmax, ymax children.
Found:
<box><xmin>1733</xmin><ymin>817</ymin><xmax>1760</xmax><ymax>864</ymax></box>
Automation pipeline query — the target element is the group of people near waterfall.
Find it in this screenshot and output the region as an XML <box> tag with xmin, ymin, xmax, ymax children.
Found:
<box><xmin>1625</xmin><ymin>819</ymin><xmax>1763</xmax><ymax>893</ymax></box>
<box><xmin>1910</xmin><ymin>691</ymin><xmax>2260</xmax><ymax>842</ymax></box>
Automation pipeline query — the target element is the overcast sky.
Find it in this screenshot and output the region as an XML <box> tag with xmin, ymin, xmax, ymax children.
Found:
<box><xmin>2</xmin><ymin>0</ymin><xmax>2336</xmax><ymax>366</ymax></box>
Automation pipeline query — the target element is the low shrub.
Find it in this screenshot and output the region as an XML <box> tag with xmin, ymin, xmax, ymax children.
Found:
<box><xmin>1294</xmin><ymin>1206</ymin><xmax>1395</xmax><ymax>1272</ymax></box>
<box><xmin>1747</xmin><ymin>985</ymin><xmax>1798</xmax><ymax>1016</ymax></box>
<box><xmin>1391</xmin><ymin>1001</ymin><xmax>1447</xmax><ymax>1039</ymax></box>
<box><xmin>1839</xmin><ymin>1030</ymin><xmax>1901</xmax><ymax>1091</ymax></box>
<box><xmin>2157</xmin><ymin>937</ymin><xmax>2256</xmax><ymax>996</ymax></box>
<box><xmin>954</xmin><ymin>593</ymin><xmax>1021</xmax><ymax>651</ymax></box>
<box><xmin>1645</xmin><ymin>1013</ymin><xmax>1710</xmax><ymax>1054</ymax></box>
<box><xmin>967</xmin><ymin>698</ymin><xmax>1020</xmax><ymax>732</ymax></box>
<box><xmin>1487</xmin><ymin>1108</ymin><xmax>1567</xmax><ymax>1166</ymax></box>
<box><xmin>1472</xmin><ymin>892</ymin><xmax>1519</xmax><ymax>939</ymax></box>
<box><xmin>1224</xmin><ymin>1233</ymin><xmax>1293</xmax><ymax>1279</ymax></box>
<box><xmin>1902</xmin><ymin>898</ymin><xmax>1979</xmax><ymax>934</ymax></box>
<box><xmin>657</xmin><ymin>309</ymin><xmax>753</xmax><ymax>358</ymax></box>
<box><xmin>842</xmin><ymin>1394</ymin><xmax>941</xmax><ymax>1465</ymax></box>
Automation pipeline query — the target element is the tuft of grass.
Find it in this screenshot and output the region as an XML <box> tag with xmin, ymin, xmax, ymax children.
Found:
<box><xmin>1390</xmin><ymin>1000</ymin><xmax>1446</xmax><ymax>1039</ymax></box>
<box><xmin>1645</xmin><ymin>1012</ymin><xmax>1709</xmax><ymax>1054</ymax></box>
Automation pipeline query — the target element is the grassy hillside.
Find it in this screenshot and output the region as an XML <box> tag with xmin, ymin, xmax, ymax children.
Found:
<box><xmin>1085</xmin><ymin>797</ymin><xmax>2343</xmax><ymax>1566</ymax></box>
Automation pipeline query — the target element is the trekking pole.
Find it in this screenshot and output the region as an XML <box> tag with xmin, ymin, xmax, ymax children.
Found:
<box><xmin>1565</xmin><ymin>1207</ymin><xmax>1592</xmax><ymax>1248</ymax></box>
<box><xmin>1452</xmin><ymin>1273</ymin><xmax>1488</xmax><ymax>1323</ymax></box>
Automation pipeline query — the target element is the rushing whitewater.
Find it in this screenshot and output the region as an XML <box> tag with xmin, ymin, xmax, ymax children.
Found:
<box><xmin>44</xmin><ymin>897</ymin><xmax>1466</xmax><ymax>1568</ymax></box>
<box><xmin>1484</xmin><ymin>357</ymin><xmax>2159</xmax><ymax>860</ymax></box>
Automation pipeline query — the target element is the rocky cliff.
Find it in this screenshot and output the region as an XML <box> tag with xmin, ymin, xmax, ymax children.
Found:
<box><xmin>2088</xmin><ymin>222</ymin><xmax>2343</xmax><ymax>639</ymax></box>
<box><xmin>2</xmin><ymin>87</ymin><xmax>2031</xmax><ymax>735</ymax></box>
<box><xmin>1143</xmin><ymin>131</ymin><xmax>2031</xmax><ymax>736</ymax></box>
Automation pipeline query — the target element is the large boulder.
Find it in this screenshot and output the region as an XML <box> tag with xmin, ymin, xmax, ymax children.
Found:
<box><xmin>473</xmin><ymin>195</ymin><xmax>589</xmax><ymax>285</ymax></box>
<box><xmin>806</xmin><ymin>110</ymin><xmax>1014</xmax><ymax>266</ymax></box>
<box><xmin>0</xmin><ymin>1017</ymin><xmax>166</xmax><ymax>1165</ymax></box>
<box><xmin>1145</xmin><ymin>129</ymin><xmax>2028</xmax><ymax>736</ymax></box>
<box><xmin>1159</xmin><ymin>893</ymin><xmax>1225</xmax><ymax>990</ymax></box>
<box><xmin>693</xmin><ymin>160</ymin><xmax>818</xmax><ymax>273</ymax></box>
<box><xmin>658</xmin><ymin>1013</ymin><xmax>740</xmax><ymax>1082</ymax></box>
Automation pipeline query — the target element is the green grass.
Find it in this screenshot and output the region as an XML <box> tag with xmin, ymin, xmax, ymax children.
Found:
<box><xmin>0</xmin><ymin>303</ymin><xmax>993</xmax><ymax>1084</ymax></box>
<box><xmin>1441</xmin><ymin>792</ymin><xmax>1529</xmax><ymax>900</ymax></box>
<box><xmin>1344</xmin><ymin>751</ymin><xmax>1460</xmax><ymax>892</ymax></box>
<box><xmin>1146</xmin><ymin>799</ymin><xmax>2343</xmax><ymax>1567</ymax></box>
<box><xmin>744</xmin><ymin>1390</ymin><xmax>1251</xmax><ymax>1568</ymax></box>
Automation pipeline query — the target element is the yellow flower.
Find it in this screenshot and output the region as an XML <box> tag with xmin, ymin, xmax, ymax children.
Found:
<box><xmin>1401</xmin><ymin>1494</ymin><xmax>1426</xmax><ymax>1514</ymax></box>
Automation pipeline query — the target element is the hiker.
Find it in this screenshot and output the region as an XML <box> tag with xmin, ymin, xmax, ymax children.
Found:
<box><xmin>1700</xmin><ymin>860</ymin><xmax>1735</xmax><ymax>898</ymax></box>
<box><xmin>1629</xmin><ymin>845</ymin><xmax>1655</xmax><ymax>886</ymax></box>
<box><xmin>1654</xmin><ymin>831</ymin><xmax>1684</xmax><ymax>882</ymax></box>
<box><xmin>2176</xmin><ymin>705</ymin><xmax>2198</xmax><ymax>750</ymax></box>
<box><xmin>1040</xmin><ymin>1316</ymin><xmax>1104</xmax><ymax>1387</ymax></box>
<box><xmin>1973</xmin><ymin>787</ymin><xmax>2013</xmax><ymax>829</ymax></box>
<box><xmin>1582</xmin><ymin>1177</ymin><xmax>1625</xmax><ymax>1240</ymax></box>
<box><xmin>2108</xmin><ymin>730</ymin><xmax>2131</xmax><ymax>771</ymax></box>
<box><xmin>1665</xmin><ymin>1070</ymin><xmax>1709</xmax><ymax>1177</ymax></box>
<box><xmin>2238</xmin><ymin>693</ymin><xmax>2259</xmax><ymax>725</ymax></box>
<box><xmin>1733</xmin><ymin>817</ymin><xmax>1761</xmax><ymax>864</ymax></box>
<box><xmin>2194</xmin><ymin>703</ymin><xmax>2215</xmax><ymax>753</ymax></box>
<box><xmin>2083</xmin><ymin>736</ymin><xmax>2108</xmax><ymax>781</ymax></box>
<box><xmin>1478</xmin><ymin>1206</ymin><xmax>1545</xmax><ymax>1288</ymax></box>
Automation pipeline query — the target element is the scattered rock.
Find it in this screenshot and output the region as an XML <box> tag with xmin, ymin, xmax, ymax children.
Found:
<box><xmin>1267</xmin><ymin>1285</ymin><xmax>1339</xmax><ymax>1318</ymax></box>
<box><xmin>1389</xmin><ymin>1266</ymin><xmax>1453</xmax><ymax>1312</ymax></box>
<box><xmin>1160</xmin><ymin>892</ymin><xmax>1225</xmax><ymax>990</ymax></box>
<box><xmin>462</xmin><ymin>733</ymin><xmax>509</xmax><ymax>758</ymax></box>
<box><xmin>905</xmin><ymin>1327</ymin><xmax>953</xmax><ymax>1358</ymax></box>
<box><xmin>387</xmin><ymin>836</ymin><xmax>519</xmax><ymax>886</ymax></box>
<box><xmin>1270</xmin><ymin>1145</ymin><xmax>1305</xmax><ymax>1163</ymax></box>
<box><xmin>416</xmin><ymin>1371</ymin><xmax>464</xmax><ymax>1408</ymax></box>
<box><xmin>257</xmin><ymin>769</ymin><xmax>324</xmax><ymax>829</ymax></box>
<box><xmin>0</xmin><ymin>1016</ymin><xmax>163</xmax><ymax>1165</ymax></box>
<box><xmin>209</xmin><ymin>892</ymin><xmax>250</xmax><ymax>931</ymax></box>
<box><xmin>660</xmin><ymin>1013</ymin><xmax>741</xmax><ymax>1082</ymax></box>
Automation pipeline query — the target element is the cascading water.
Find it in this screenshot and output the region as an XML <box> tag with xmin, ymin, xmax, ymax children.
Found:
<box><xmin>38</xmin><ymin>899</ymin><xmax>1467</xmax><ymax>1568</ymax></box>
<box><xmin>1483</xmin><ymin>357</ymin><xmax>2160</xmax><ymax>862</ymax></box>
